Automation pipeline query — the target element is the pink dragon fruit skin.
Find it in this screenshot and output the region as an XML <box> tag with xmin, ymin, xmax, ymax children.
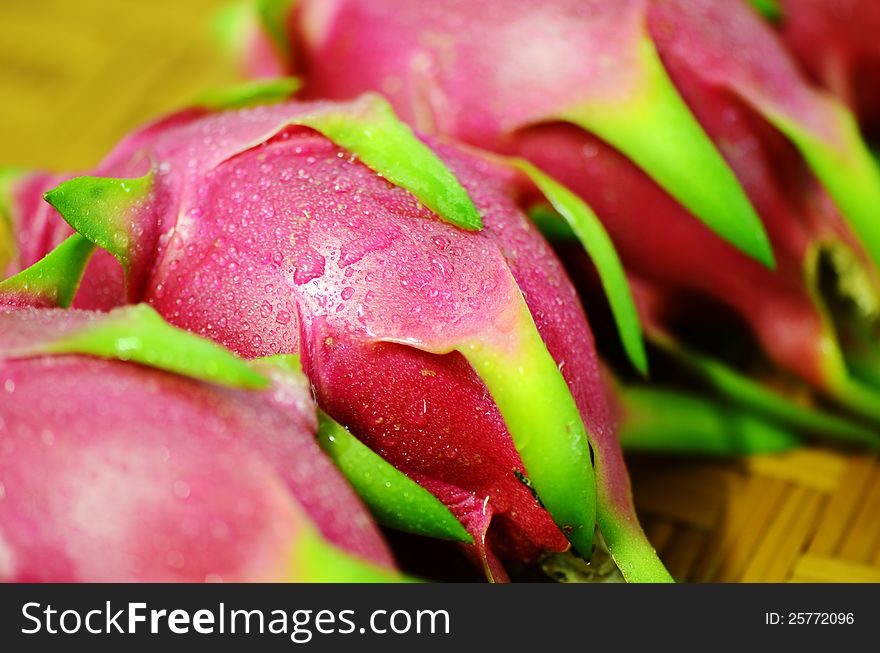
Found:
<box><xmin>772</xmin><ymin>0</ymin><xmax>880</xmax><ymax>139</ymax></box>
<box><xmin>26</xmin><ymin>94</ymin><xmax>671</xmax><ymax>581</ymax></box>
<box><xmin>244</xmin><ymin>0</ymin><xmax>880</xmax><ymax>418</ymax></box>
<box><xmin>0</xmin><ymin>305</ymin><xmax>397</xmax><ymax>582</ymax></box>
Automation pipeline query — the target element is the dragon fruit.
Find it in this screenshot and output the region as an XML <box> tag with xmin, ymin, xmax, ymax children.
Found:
<box><xmin>757</xmin><ymin>0</ymin><xmax>880</xmax><ymax>140</ymax></box>
<box><xmin>234</xmin><ymin>0</ymin><xmax>880</xmax><ymax>424</ymax></box>
<box><xmin>7</xmin><ymin>91</ymin><xmax>669</xmax><ymax>581</ymax></box>
<box><xmin>0</xmin><ymin>275</ymin><xmax>399</xmax><ymax>580</ymax></box>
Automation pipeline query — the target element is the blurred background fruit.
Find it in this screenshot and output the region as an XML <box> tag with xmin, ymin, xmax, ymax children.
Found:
<box><xmin>0</xmin><ymin>0</ymin><xmax>236</xmax><ymax>170</ymax></box>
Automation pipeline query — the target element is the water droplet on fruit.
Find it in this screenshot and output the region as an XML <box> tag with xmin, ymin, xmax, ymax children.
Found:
<box><xmin>112</xmin><ymin>230</ymin><xmax>130</xmax><ymax>249</ymax></box>
<box><xmin>432</xmin><ymin>236</ymin><xmax>449</xmax><ymax>250</ymax></box>
<box><xmin>173</xmin><ymin>481</ymin><xmax>191</xmax><ymax>499</ymax></box>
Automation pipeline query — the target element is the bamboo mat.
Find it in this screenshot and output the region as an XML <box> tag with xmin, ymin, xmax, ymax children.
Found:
<box><xmin>1</xmin><ymin>0</ymin><xmax>878</xmax><ymax>583</ymax></box>
<box><xmin>631</xmin><ymin>449</ymin><xmax>880</xmax><ymax>582</ymax></box>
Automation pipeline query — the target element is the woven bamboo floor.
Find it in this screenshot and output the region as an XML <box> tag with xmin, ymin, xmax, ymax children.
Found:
<box><xmin>2</xmin><ymin>0</ymin><xmax>879</xmax><ymax>583</ymax></box>
<box><xmin>631</xmin><ymin>449</ymin><xmax>880</xmax><ymax>582</ymax></box>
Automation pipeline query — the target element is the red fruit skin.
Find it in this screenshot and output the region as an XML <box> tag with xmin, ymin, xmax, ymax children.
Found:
<box><xmin>265</xmin><ymin>0</ymin><xmax>863</xmax><ymax>389</ymax></box>
<box><xmin>0</xmin><ymin>309</ymin><xmax>394</xmax><ymax>582</ymax></box>
<box><xmin>27</xmin><ymin>97</ymin><xmax>623</xmax><ymax>563</ymax></box>
<box><xmin>776</xmin><ymin>0</ymin><xmax>880</xmax><ymax>138</ymax></box>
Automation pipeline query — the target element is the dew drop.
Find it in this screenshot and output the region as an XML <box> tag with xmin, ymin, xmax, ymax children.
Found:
<box><xmin>173</xmin><ymin>481</ymin><xmax>191</xmax><ymax>499</ymax></box>
<box><xmin>112</xmin><ymin>230</ymin><xmax>130</xmax><ymax>249</ymax></box>
<box><xmin>581</xmin><ymin>142</ymin><xmax>599</xmax><ymax>158</ymax></box>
